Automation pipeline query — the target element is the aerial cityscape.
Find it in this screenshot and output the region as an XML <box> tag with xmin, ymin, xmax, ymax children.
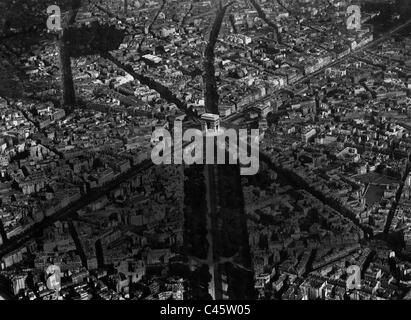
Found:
<box><xmin>1</xmin><ymin>0</ymin><xmax>411</xmax><ymax>304</ymax></box>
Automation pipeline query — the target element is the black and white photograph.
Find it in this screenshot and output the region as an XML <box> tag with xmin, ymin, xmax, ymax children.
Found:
<box><xmin>0</xmin><ymin>0</ymin><xmax>410</xmax><ymax>314</ymax></box>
